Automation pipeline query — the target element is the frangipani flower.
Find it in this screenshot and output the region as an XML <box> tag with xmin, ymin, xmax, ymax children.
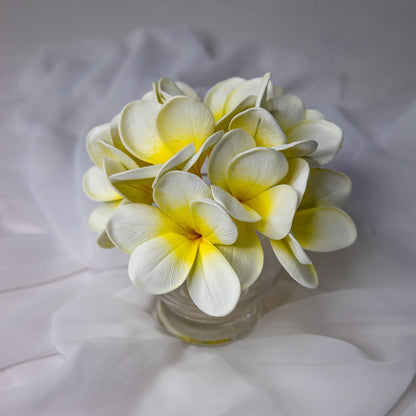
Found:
<box><xmin>142</xmin><ymin>77</ymin><xmax>201</xmax><ymax>103</ymax></box>
<box><xmin>270</xmin><ymin>168</ymin><xmax>357</xmax><ymax>288</ymax></box>
<box><xmin>207</xmin><ymin>129</ymin><xmax>299</xmax><ymax>240</ymax></box>
<box><xmin>106</xmin><ymin>171</ymin><xmax>263</xmax><ymax>316</ymax></box>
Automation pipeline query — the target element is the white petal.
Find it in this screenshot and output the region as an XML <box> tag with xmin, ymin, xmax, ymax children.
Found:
<box><xmin>142</xmin><ymin>90</ymin><xmax>157</xmax><ymax>101</ymax></box>
<box><xmin>272</xmin><ymin>139</ymin><xmax>317</xmax><ymax>158</ymax></box>
<box><xmin>305</xmin><ymin>109</ymin><xmax>325</xmax><ymax>120</ymax></box>
<box><xmin>229</xmin><ymin>107</ymin><xmax>287</xmax><ymax>147</ymax></box>
<box><xmin>245</xmin><ymin>184</ymin><xmax>298</xmax><ymax>240</ymax></box>
<box><xmin>110</xmin><ymin>164</ymin><xmax>162</xmax><ymax>182</ymax></box>
<box><xmin>216</xmin><ymin>221</ymin><xmax>263</xmax><ymax>290</ymax></box>
<box><xmin>83</xmin><ymin>166</ymin><xmax>120</xmax><ymax>201</ymax></box>
<box><xmin>156</xmin><ymin>96</ymin><xmax>215</xmax><ymax>154</ymax></box>
<box><xmin>227</xmin><ymin>148</ymin><xmax>289</xmax><ymax>201</ymax></box>
<box><xmin>129</xmin><ymin>233</ymin><xmax>198</xmax><ymax>294</ymax></box>
<box><xmin>215</xmin><ymin>95</ymin><xmax>256</xmax><ymax>132</ymax></box>
<box><xmin>270</xmin><ymin>236</ymin><xmax>318</xmax><ymax>288</ymax></box>
<box><xmin>190</xmin><ymin>198</ymin><xmax>237</xmax><ymax>245</ymax></box>
<box><xmin>187</xmin><ymin>240</ymin><xmax>241</xmax><ymax>316</ymax></box>
<box><xmin>300</xmin><ymin>168</ymin><xmax>352</xmax><ymax>209</ymax></box>
<box><xmin>183</xmin><ymin>131</ymin><xmax>223</xmax><ymax>174</ymax></box>
<box><xmin>287</xmin><ymin>120</ymin><xmax>343</xmax><ymax>165</ymax></box>
<box><xmin>207</xmin><ymin>129</ymin><xmax>256</xmax><ymax>192</ymax></box>
<box><xmin>280</xmin><ymin>158</ymin><xmax>310</xmax><ymax>207</ymax></box>
<box><xmin>204</xmin><ymin>77</ymin><xmax>246</xmax><ymax>120</ymax></box>
<box><xmin>119</xmin><ymin>100</ymin><xmax>174</xmax><ymax>164</ymax></box>
<box><xmin>86</xmin><ymin>124</ymin><xmax>112</xmax><ymax>167</ymax></box>
<box><xmin>106</xmin><ymin>203</ymin><xmax>185</xmax><ymax>254</ymax></box>
<box><xmin>97</xmin><ymin>230</ymin><xmax>115</xmax><ymax>249</ymax></box>
<box><xmin>175</xmin><ymin>81</ymin><xmax>201</xmax><ymax>101</ymax></box>
<box><xmin>211</xmin><ymin>185</ymin><xmax>261</xmax><ymax>222</ymax></box>
<box><xmin>153</xmin><ymin>171</ymin><xmax>211</xmax><ymax>231</ymax></box>
<box><xmin>103</xmin><ymin>158</ymin><xmax>153</xmax><ymax>203</ymax></box>
<box><xmin>98</xmin><ymin>140</ymin><xmax>140</xmax><ymax>170</ymax></box>
<box><xmin>255</xmin><ymin>72</ymin><xmax>272</xmax><ymax>108</ymax></box>
<box><xmin>88</xmin><ymin>200</ymin><xmax>122</xmax><ymax>232</ymax></box>
<box><xmin>292</xmin><ymin>207</ymin><xmax>357</xmax><ymax>252</ymax></box>
<box><xmin>158</xmin><ymin>78</ymin><xmax>201</xmax><ymax>101</ymax></box>
<box><xmin>266</xmin><ymin>95</ymin><xmax>306</xmax><ymax>130</ymax></box>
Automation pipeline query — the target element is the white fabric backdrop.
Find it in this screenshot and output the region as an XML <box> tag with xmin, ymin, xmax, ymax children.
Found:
<box><xmin>1</xmin><ymin>26</ymin><xmax>416</xmax><ymax>415</ymax></box>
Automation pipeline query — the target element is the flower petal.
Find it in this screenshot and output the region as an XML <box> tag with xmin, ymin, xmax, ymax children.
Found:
<box><xmin>272</xmin><ymin>139</ymin><xmax>317</xmax><ymax>158</ymax></box>
<box><xmin>98</xmin><ymin>140</ymin><xmax>140</xmax><ymax>170</ymax></box>
<box><xmin>190</xmin><ymin>198</ymin><xmax>237</xmax><ymax>245</ymax></box>
<box><xmin>110</xmin><ymin>164</ymin><xmax>162</xmax><ymax>182</ymax></box>
<box><xmin>103</xmin><ymin>158</ymin><xmax>153</xmax><ymax>203</ymax></box>
<box><xmin>187</xmin><ymin>240</ymin><xmax>241</xmax><ymax>316</ymax></box>
<box><xmin>97</xmin><ymin>230</ymin><xmax>115</xmax><ymax>249</ymax></box>
<box><xmin>287</xmin><ymin>120</ymin><xmax>343</xmax><ymax>165</ymax></box>
<box><xmin>216</xmin><ymin>221</ymin><xmax>263</xmax><ymax>290</ymax></box>
<box><xmin>280</xmin><ymin>158</ymin><xmax>310</xmax><ymax>207</ymax></box>
<box><xmin>255</xmin><ymin>72</ymin><xmax>272</xmax><ymax>108</ymax></box>
<box><xmin>266</xmin><ymin>95</ymin><xmax>306</xmax><ymax>130</ymax></box>
<box><xmin>292</xmin><ymin>207</ymin><xmax>357</xmax><ymax>252</ymax></box>
<box><xmin>119</xmin><ymin>99</ymin><xmax>174</xmax><ymax>164</ymax></box>
<box><xmin>207</xmin><ymin>128</ymin><xmax>256</xmax><ymax>191</ymax></box>
<box><xmin>211</xmin><ymin>185</ymin><xmax>261</xmax><ymax>222</ymax></box>
<box><xmin>183</xmin><ymin>131</ymin><xmax>223</xmax><ymax>174</ymax></box>
<box><xmin>300</xmin><ymin>168</ymin><xmax>352</xmax><ymax>209</ymax></box>
<box><xmin>86</xmin><ymin>124</ymin><xmax>112</xmax><ymax>167</ymax></box>
<box><xmin>129</xmin><ymin>233</ymin><xmax>198</xmax><ymax>294</ymax></box>
<box><xmin>270</xmin><ymin>235</ymin><xmax>318</xmax><ymax>288</ymax></box>
<box><xmin>106</xmin><ymin>203</ymin><xmax>185</xmax><ymax>254</ymax></box>
<box><xmin>175</xmin><ymin>81</ymin><xmax>201</xmax><ymax>101</ymax></box>
<box><xmin>305</xmin><ymin>109</ymin><xmax>325</xmax><ymax>120</ymax></box>
<box><xmin>88</xmin><ymin>200</ymin><xmax>122</xmax><ymax>232</ymax></box>
<box><xmin>156</xmin><ymin>96</ymin><xmax>215</xmax><ymax>154</ymax></box>
<box><xmin>245</xmin><ymin>184</ymin><xmax>298</xmax><ymax>239</ymax></box>
<box><xmin>215</xmin><ymin>95</ymin><xmax>256</xmax><ymax>132</ymax></box>
<box><xmin>158</xmin><ymin>78</ymin><xmax>201</xmax><ymax>101</ymax></box>
<box><xmin>227</xmin><ymin>148</ymin><xmax>289</xmax><ymax>201</ymax></box>
<box><xmin>204</xmin><ymin>77</ymin><xmax>246</xmax><ymax>120</ymax></box>
<box><xmin>229</xmin><ymin>107</ymin><xmax>287</xmax><ymax>147</ymax></box>
<box><xmin>153</xmin><ymin>171</ymin><xmax>211</xmax><ymax>231</ymax></box>
<box><xmin>83</xmin><ymin>166</ymin><xmax>120</xmax><ymax>201</ymax></box>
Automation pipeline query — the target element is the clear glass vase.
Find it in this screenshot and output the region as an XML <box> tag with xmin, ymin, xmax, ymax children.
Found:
<box><xmin>156</xmin><ymin>241</ymin><xmax>280</xmax><ymax>345</ymax></box>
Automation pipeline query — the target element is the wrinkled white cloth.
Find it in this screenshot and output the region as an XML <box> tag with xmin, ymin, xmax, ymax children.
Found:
<box><xmin>0</xmin><ymin>26</ymin><xmax>416</xmax><ymax>415</ymax></box>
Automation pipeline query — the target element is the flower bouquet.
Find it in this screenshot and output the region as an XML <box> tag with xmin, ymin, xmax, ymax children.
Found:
<box><xmin>83</xmin><ymin>73</ymin><xmax>356</xmax><ymax>342</ymax></box>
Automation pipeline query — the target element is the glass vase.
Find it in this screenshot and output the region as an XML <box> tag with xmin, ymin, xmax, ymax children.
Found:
<box><xmin>156</xmin><ymin>241</ymin><xmax>280</xmax><ymax>345</ymax></box>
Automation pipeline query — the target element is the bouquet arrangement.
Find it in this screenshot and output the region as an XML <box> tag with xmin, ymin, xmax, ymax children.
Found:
<box><xmin>83</xmin><ymin>73</ymin><xmax>356</xmax><ymax>317</ymax></box>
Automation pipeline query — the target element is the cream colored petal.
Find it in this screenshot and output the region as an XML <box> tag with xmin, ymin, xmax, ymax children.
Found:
<box><xmin>190</xmin><ymin>198</ymin><xmax>237</xmax><ymax>245</ymax></box>
<box><xmin>204</xmin><ymin>77</ymin><xmax>246</xmax><ymax>120</ymax></box>
<box><xmin>153</xmin><ymin>171</ymin><xmax>211</xmax><ymax>231</ymax></box>
<box><xmin>211</xmin><ymin>185</ymin><xmax>261</xmax><ymax>222</ymax></box>
<box><xmin>86</xmin><ymin>124</ymin><xmax>112</xmax><ymax>167</ymax></box>
<box><xmin>129</xmin><ymin>233</ymin><xmax>198</xmax><ymax>294</ymax></box>
<box><xmin>187</xmin><ymin>240</ymin><xmax>241</xmax><ymax>316</ymax></box>
<box><xmin>207</xmin><ymin>129</ymin><xmax>256</xmax><ymax>191</ymax></box>
<box><xmin>292</xmin><ymin>207</ymin><xmax>357</xmax><ymax>252</ymax></box>
<box><xmin>106</xmin><ymin>203</ymin><xmax>185</xmax><ymax>254</ymax></box>
<box><xmin>153</xmin><ymin>143</ymin><xmax>196</xmax><ymax>186</ymax></box>
<box><xmin>141</xmin><ymin>90</ymin><xmax>157</xmax><ymax>101</ymax></box>
<box><xmin>287</xmin><ymin>120</ymin><xmax>343</xmax><ymax>165</ymax></box>
<box><xmin>255</xmin><ymin>72</ymin><xmax>272</xmax><ymax>108</ymax></box>
<box><xmin>270</xmin><ymin>235</ymin><xmax>318</xmax><ymax>288</ymax></box>
<box><xmin>98</xmin><ymin>140</ymin><xmax>140</xmax><ymax>170</ymax></box>
<box><xmin>97</xmin><ymin>230</ymin><xmax>115</xmax><ymax>249</ymax></box>
<box><xmin>119</xmin><ymin>99</ymin><xmax>174</xmax><ymax>164</ymax></box>
<box><xmin>83</xmin><ymin>166</ymin><xmax>120</xmax><ymax>201</ymax></box>
<box><xmin>300</xmin><ymin>168</ymin><xmax>352</xmax><ymax>209</ymax></box>
<box><xmin>216</xmin><ymin>221</ymin><xmax>263</xmax><ymax>290</ymax></box>
<box><xmin>266</xmin><ymin>95</ymin><xmax>306</xmax><ymax>131</ymax></box>
<box><xmin>280</xmin><ymin>158</ymin><xmax>310</xmax><ymax>207</ymax></box>
<box><xmin>158</xmin><ymin>78</ymin><xmax>201</xmax><ymax>101</ymax></box>
<box><xmin>103</xmin><ymin>158</ymin><xmax>153</xmax><ymax>204</ymax></box>
<box><xmin>305</xmin><ymin>109</ymin><xmax>325</xmax><ymax>120</ymax></box>
<box><xmin>183</xmin><ymin>131</ymin><xmax>223</xmax><ymax>174</ymax></box>
<box><xmin>156</xmin><ymin>96</ymin><xmax>215</xmax><ymax>154</ymax></box>
<box><xmin>224</xmin><ymin>77</ymin><xmax>274</xmax><ymax>114</ymax></box>
<box><xmin>227</xmin><ymin>148</ymin><xmax>289</xmax><ymax>201</ymax></box>
<box><xmin>215</xmin><ymin>95</ymin><xmax>256</xmax><ymax>132</ymax></box>
<box><xmin>229</xmin><ymin>108</ymin><xmax>287</xmax><ymax>147</ymax></box>
<box><xmin>110</xmin><ymin>164</ymin><xmax>162</xmax><ymax>182</ymax></box>
<box><xmin>272</xmin><ymin>139</ymin><xmax>318</xmax><ymax>158</ymax></box>
<box><xmin>175</xmin><ymin>81</ymin><xmax>201</xmax><ymax>101</ymax></box>
<box><xmin>88</xmin><ymin>200</ymin><xmax>122</xmax><ymax>232</ymax></box>
<box><xmin>245</xmin><ymin>184</ymin><xmax>298</xmax><ymax>240</ymax></box>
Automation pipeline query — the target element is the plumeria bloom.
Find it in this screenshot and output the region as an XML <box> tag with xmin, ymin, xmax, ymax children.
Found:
<box><xmin>205</xmin><ymin>74</ymin><xmax>343</xmax><ymax>166</ymax></box>
<box><xmin>270</xmin><ymin>168</ymin><xmax>357</xmax><ymax>288</ymax></box>
<box><xmin>106</xmin><ymin>171</ymin><xmax>263</xmax><ymax>316</ymax></box>
<box><xmin>142</xmin><ymin>77</ymin><xmax>201</xmax><ymax>103</ymax></box>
